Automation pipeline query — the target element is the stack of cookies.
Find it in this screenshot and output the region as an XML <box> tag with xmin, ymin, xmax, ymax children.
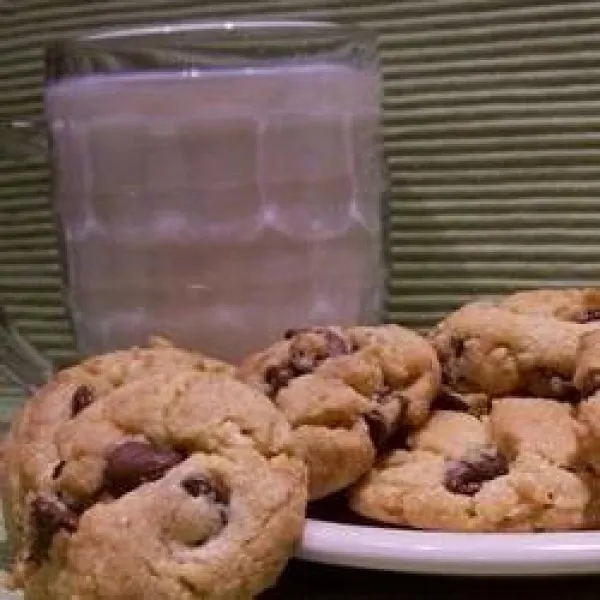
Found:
<box><xmin>4</xmin><ymin>288</ymin><xmax>600</xmax><ymax>599</ymax></box>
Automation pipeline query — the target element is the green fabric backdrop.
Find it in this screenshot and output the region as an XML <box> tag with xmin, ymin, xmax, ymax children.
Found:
<box><xmin>3</xmin><ymin>0</ymin><xmax>600</xmax><ymax>414</ymax></box>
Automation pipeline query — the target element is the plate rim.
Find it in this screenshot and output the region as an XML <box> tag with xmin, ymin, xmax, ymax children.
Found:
<box><xmin>297</xmin><ymin>518</ymin><xmax>600</xmax><ymax>576</ymax></box>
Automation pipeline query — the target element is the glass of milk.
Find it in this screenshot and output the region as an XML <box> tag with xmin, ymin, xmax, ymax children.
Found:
<box><xmin>27</xmin><ymin>21</ymin><xmax>386</xmax><ymax>361</ymax></box>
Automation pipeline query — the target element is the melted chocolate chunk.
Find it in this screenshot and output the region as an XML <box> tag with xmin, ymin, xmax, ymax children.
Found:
<box><xmin>29</xmin><ymin>495</ymin><xmax>78</xmax><ymax>563</ymax></box>
<box><xmin>103</xmin><ymin>441</ymin><xmax>184</xmax><ymax>497</ymax></box>
<box><xmin>444</xmin><ymin>448</ymin><xmax>508</xmax><ymax>496</ymax></box>
<box><xmin>71</xmin><ymin>384</ymin><xmax>95</xmax><ymax>417</ymax></box>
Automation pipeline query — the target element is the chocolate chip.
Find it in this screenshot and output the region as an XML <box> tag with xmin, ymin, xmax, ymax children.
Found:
<box><xmin>218</xmin><ymin>506</ymin><xmax>229</xmax><ymax>526</ymax></box>
<box><xmin>289</xmin><ymin>348</ymin><xmax>318</xmax><ymax>375</ymax></box>
<box><xmin>323</xmin><ymin>329</ymin><xmax>352</xmax><ymax>357</ymax></box>
<box><xmin>528</xmin><ymin>370</ymin><xmax>581</xmax><ymax>404</ymax></box>
<box><xmin>365</xmin><ymin>392</ymin><xmax>407</xmax><ymax>453</ymax></box>
<box><xmin>576</xmin><ymin>309</ymin><xmax>600</xmax><ymax>323</ymax></box>
<box><xmin>284</xmin><ymin>328</ymin><xmax>309</xmax><ymax>339</ymax></box>
<box><xmin>288</xmin><ymin>328</ymin><xmax>353</xmax><ymax>373</ymax></box>
<box><xmin>182</xmin><ymin>475</ymin><xmax>212</xmax><ymax>498</ymax></box>
<box><xmin>364</xmin><ymin>410</ymin><xmax>389</xmax><ymax>451</ymax></box>
<box><xmin>103</xmin><ymin>441</ymin><xmax>184</xmax><ymax>497</ymax></box>
<box><xmin>372</xmin><ymin>385</ymin><xmax>394</xmax><ymax>404</ymax></box>
<box><xmin>265</xmin><ymin>364</ymin><xmax>296</xmax><ymax>397</ymax></box>
<box><xmin>444</xmin><ymin>448</ymin><xmax>508</xmax><ymax>496</ymax></box>
<box><xmin>288</xmin><ymin>327</ymin><xmax>353</xmax><ymax>359</ymax></box>
<box><xmin>432</xmin><ymin>389</ymin><xmax>471</xmax><ymax>413</ymax></box>
<box><xmin>182</xmin><ymin>475</ymin><xmax>230</xmax><ymax>532</ymax></box>
<box><xmin>29</xmin><ymin>495</ymin><xmax>78</xmax><ymax>563</ymax></box>
<box><xmin>267</xmin><ymin>328</ymin><xmax>356</xmax><ymax>396</ymax></box>
<box><xmin>31</xmin><ymin>496</ymin><xmax>78</xmax><ymax>533</ymax></box>
<box><xmin>547</xmin><ymin>376</ymin><xmax>581</xmax><ymax>404</ymax></box>
<box><xmin>450</xmin><ymin>337</ymin><xmax>465</xmax><ymax>358</ymax></box>
<box><xmin>580</xmin><ymin>372</ymin><xmax>600</xmax><ymax>398</ymax></box>
<box><xmin>288</xmin><ymin>333</ymin><xmax>327</xmax><ymax>375</ymax></box>
<box><xmin>71</xmin><ymin>385</ymin><xmax>95</xmax><ymax>417</ymax></box>
<box><xmin>182</xmin><ymin>474</ymin><xmax>229</xmax><ymax>505</ymax></box>
<box><xmin>52</xmin><ymin>461</ymin><xmax>66</xmax><ymax>479</ymax></box>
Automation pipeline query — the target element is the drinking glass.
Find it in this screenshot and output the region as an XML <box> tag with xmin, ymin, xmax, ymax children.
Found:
<box><xmin>3</xmin><ymin>20</ymin><xmax>386</xmax><ymax>364</ymax></box>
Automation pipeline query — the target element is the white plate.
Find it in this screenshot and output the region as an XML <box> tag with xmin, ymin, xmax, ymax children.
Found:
<box><xmin>298</xmin><ymin>518</ymin><xmax>600</xmax><ymax>576</ymax></box>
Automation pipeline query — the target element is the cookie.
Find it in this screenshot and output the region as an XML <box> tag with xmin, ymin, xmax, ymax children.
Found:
<box><xmin>3</xmin><ymin>338</ymin><xmax>232</xmax><ymax>553</ymax></box>
<box><xmin>349</xmin><ymin>400</ymin><xmax>592</xmax><ymax>532</ymax></box>
<box><xmin>429</xmin><ymin>299</ymin><xmax>600</xmax><ymax>399</ymax></box>
<box><xmin>5</xmin><ymin>361</ymin><xmax>306</xmax><ymax>599</ymax></box>
<box><xmin>238</xmin><ymin>325</ymin><xmax>441</xmax><ymax>500</ymax></box>
<box><xmin>500</xmin><ymin>288</ymin><xmax>600</xmax><ymax>322</ymax></box>
<box><xmin>24</xmin><ymin>450</ymin><xmax>305</xmax><ymax>600</ymax></box>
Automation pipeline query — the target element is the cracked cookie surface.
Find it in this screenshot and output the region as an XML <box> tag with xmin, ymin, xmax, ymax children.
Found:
<box><xmin>4</xmin><ymin>344</ymin><xmax>306</xmax><ymax>600</ymax></box>
<box><xmin>349</xmin><ymin>400</ymin><xmax>592</xmax><ymax>532</ymax></box>
<box><xmin>238</xmin><ymin>325</ymin><xmax>441</xmax><ymax>500</ymax></box>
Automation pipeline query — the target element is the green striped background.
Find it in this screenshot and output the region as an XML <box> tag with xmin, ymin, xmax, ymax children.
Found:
<box><xmin>4</xmin><ymin>0</ymin><xmax>600</xmax><ymax>413</ymax></box>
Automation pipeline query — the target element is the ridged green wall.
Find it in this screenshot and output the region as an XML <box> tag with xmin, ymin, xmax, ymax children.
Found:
<box><xmin>3</xmin><ymin>0</ymin><xmax>600</xmax><ymax>415</ymax></box>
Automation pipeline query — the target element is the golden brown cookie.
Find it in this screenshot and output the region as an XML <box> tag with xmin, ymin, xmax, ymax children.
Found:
<box><xmin>3</xmin><ymin>339</ymin><xmax>232</xmax><ymax>552</ymax></box>
<box><xmin>429</xmin><ymin>300</ymin><xmax>600</xmax><ymax>399</ymax></box>
<box><xmin>238</xmin><ymin>325</ymin><xmax>441</xmax><ymax>500</ymax></box>
<box><xmin>23</xmin><ymin>450</ymin><xmax>305</xmax><ymax>600</ymax></box>
<box><xmin>500</xmin><ymin>288</ymin><xmax>600</xmax><ymax>322</ymax></box>
<box><xmin>349</xmin><ymin>400</ymin><xmax>592</xmax><ymax>532</ymax></box>
<box><xmin>4</xmin><ymin>346</ymin><xmax>306</xmax><ymax>599</ymax></box>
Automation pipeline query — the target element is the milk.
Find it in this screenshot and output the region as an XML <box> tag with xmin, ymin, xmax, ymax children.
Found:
<box><xmin>46</xmin><ymin>66</ymin><xmax>383</xmax><ymax>360</ymax></box>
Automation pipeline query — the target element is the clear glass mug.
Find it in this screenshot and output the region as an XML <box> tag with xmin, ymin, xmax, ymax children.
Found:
<box><xmin>0</xmin><ymin>20</ymin><xmax>386</xmax><ymax>387</ymax></box>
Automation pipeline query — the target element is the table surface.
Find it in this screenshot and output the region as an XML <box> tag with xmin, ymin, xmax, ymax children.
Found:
<box><xmin>263</xmin><ymin>559</ymin><xmax>600</xmax><ymax>599</ymax></box>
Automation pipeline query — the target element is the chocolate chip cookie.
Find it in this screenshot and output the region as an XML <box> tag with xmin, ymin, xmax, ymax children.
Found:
<box><xmin>500</xmin><ymin>287</ymin><xmax>600</xmax><ymax>322</ymax></box>
<box><xmin>429</xmin><ymin>298</ymin><xmax>600</xmax><ymax>399</ymax></box>
<box><xmin>238</xmin><ymin>325</ymin><xmax>441</xmax><ymax>500</ymax></box>
<box><xmin>349</xmin><ymin>399</ymin><xmax>592</xmax><ymax>531</ymax></box>
<box><xmin>5</xmin><ymin>356</ymin><xmax>306</xmax><ymax>599</ymax></box>
<box><xmin>3</xmin><ymin>338</ymin><xmax>232</xmax><ymax>554</ymax></box>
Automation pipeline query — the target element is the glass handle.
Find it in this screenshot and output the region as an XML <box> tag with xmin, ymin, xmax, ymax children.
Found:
<box><xmin>0</xmin><ymin>306</ymin><xmax>54</xmax><ymax>394</ymax></box>
<box><xmin>0</xmin><ymin>118</ymin><xmax>47</xmax><ymax>160</ymax></box>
